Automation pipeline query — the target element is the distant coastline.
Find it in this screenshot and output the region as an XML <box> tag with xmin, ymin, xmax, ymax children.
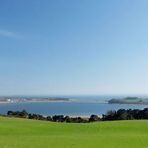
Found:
<box><xmin>108</xmin><ymin>97</ymin><xmax>148</xmax><ymax>105</ymax></box>
<box><xmin>1</xmin><ymin>96</ymin><xmax>148</xmax><ymax>105</ymax></box>
<box><xmin>0</xmin><ymin>97</ymin><xmax>71</xmax><ymax>104</ymax></box>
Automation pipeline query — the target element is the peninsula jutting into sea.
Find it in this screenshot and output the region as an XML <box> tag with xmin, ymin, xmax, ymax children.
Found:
<box><xmin>0</xmin><ymin>97</ymin><xmax>70</xmax><ymax>103</ymax></box>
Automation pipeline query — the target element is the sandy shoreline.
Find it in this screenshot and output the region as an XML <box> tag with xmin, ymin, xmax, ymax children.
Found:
<box><xmin>0</xmin><ymin>101</ymin><xmax>10</xmax><ymax>104</ymax></box>
<box><xmin>68</xmin><ymin>115</ymin><xmax>90</xmax><ymax>118</ymax></box>
<box><xmin>69</xmin><ymin>115</ymin><xmax>102</xmax><ymax>118</ymax></box>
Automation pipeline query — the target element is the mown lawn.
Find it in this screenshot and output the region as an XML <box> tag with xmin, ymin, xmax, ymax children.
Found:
<box><xmin>0</xmin><ymin>117</ymin><xmax>148</xmax><ymax>148</ymax></box>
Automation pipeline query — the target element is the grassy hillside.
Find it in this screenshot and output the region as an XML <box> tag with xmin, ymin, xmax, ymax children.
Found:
<box><xmin>0</xmin><ymin>117</ymin><xmax>148</xmax><ymax>148</ymax></box>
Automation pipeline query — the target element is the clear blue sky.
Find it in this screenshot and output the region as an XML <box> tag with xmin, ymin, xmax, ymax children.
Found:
<box><xmin>1</xmin><ymin>0</ymin><xmax>148</xmax><ymax>96</ymax></box>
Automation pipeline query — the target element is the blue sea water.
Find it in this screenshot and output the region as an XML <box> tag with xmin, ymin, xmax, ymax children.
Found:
<box><xmin>0</xmin><ymin>95</ymin><xmax>148</xmax><ymax>116</ymax></box>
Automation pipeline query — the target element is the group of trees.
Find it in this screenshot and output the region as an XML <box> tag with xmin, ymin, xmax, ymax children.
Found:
<box><xmin>7</xmin><ymin>110</ymin><xmax>101</xmax><ymax>123</ymax></box>
<box><xmin>102</xmin><ymin>108</ymin><xmax>148</xmax><ymax>121</ymax></box>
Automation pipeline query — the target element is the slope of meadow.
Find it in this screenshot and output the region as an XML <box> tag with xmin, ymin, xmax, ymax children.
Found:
<box><xmin>0</xmin><ymin>117</ymin><xmax>148</xmax><ymax>148</ymax></box>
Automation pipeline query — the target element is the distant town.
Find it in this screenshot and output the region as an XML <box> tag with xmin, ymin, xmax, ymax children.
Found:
<box><xmin>0</xmin><ymin>97</ymin><xmax>70</xmax><ymax>103</ymax></box>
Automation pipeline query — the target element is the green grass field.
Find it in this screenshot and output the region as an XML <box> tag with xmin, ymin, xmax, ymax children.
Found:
<box><xmin>0</xmin><ymin>117</ymin><xmax>148</xmax><ymax>148</ymax></box>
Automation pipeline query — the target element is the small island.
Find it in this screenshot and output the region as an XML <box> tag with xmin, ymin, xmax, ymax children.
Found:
<box><xmin>108</xmin><ymin>97</ymin><xmax>148</xmax><ymax>105</ymax></box>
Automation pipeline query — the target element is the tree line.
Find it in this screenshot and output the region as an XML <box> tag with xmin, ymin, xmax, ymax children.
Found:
<box><xmin>6</xmin><ymin>110</ymin><xmax>101</xmax><ymax>123</ymax></box>
<box><xmin>5</xmin><ymin>108</ymin><xmax>148</xmax><ymax>123</ymax></box>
